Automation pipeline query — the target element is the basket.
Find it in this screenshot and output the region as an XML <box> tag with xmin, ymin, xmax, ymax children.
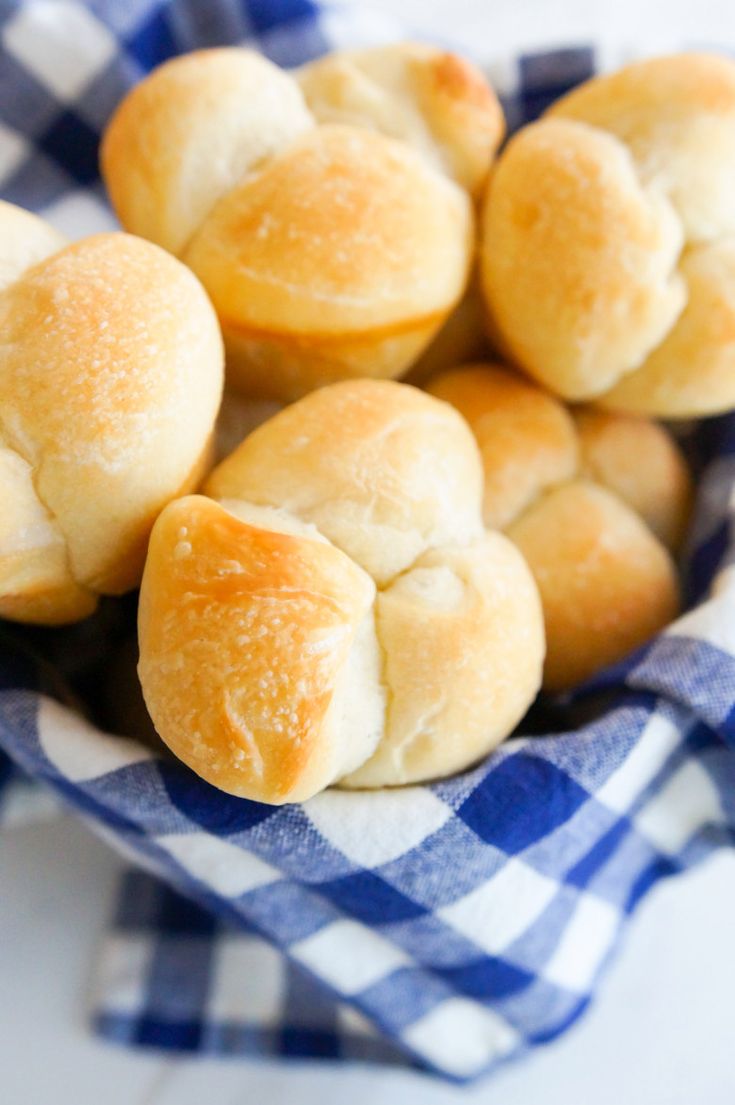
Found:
<box><xmin>1</xmin><ymin>0</ymin><xmax>735</xmax><ymax>1082</ymax></box>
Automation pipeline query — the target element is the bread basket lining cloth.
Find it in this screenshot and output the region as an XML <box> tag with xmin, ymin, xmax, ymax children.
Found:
<box><xmin>1</xmin><ymin>0</ymin><xmax>735</xmax><ymax>1082</ymax></box>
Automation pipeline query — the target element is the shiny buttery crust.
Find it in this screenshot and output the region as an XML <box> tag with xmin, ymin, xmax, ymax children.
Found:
<box><xmin>183</xmin><ymin>126</ymin><xmax>473</xmax><ymax>399</ymax></box>
<box><xmin>102</xmin><ymin>51</ymin><xmax>476</xmax><ymax>401</ymax></box>
<box><xmin>297</xmin><ymin>42</ymin><xmax>504</xmax><ymax>197</ymax></box>
<box><xmin>481</xmin><ymin>53</ymin><xmax>735</xmax><ymax>416</ymax></box>
<box><xmin>0</xmin><ymin>206</ymin><xmax>223</xmax><ymax>624</ymax></box>
<box><xmin>138</xmin><ymin>495</ymin><xmax>381</xmax><ymax>803</ymax></box>
<box><xmin>139</xmin><ymin>379</ymin><xmax>545</xmax><ymax>801</ymax></box>
<box><xmin>430</xmin><ymin>364</ymin><xmax>689</xmax><ymax>689</ymax></box>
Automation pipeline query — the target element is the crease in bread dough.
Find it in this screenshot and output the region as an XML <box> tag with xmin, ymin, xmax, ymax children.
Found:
<box><xmin>174</xmin><ymin>147</ymin><xmax>293</xmax><ymax>261</ymax></box>
<box><xmin>212</xmin><ymin>492</ymin><xmax>480</xmax><ymax>788</ymax></box>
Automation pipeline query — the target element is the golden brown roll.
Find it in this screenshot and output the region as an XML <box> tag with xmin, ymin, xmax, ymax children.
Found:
<box><xmin>138</xmin><ymin>379</ymin><xmax>545</xmax><ymax>803</ymax></box>
<box><xmin>404</xmin><ymin>272</ymin><xmax>491</xmax><ymax>387</ymax></box>
<box><xmin>0</xmin><ymin>203</ymin><xmax>223</xmax><ymax>625</ymax></box>
<box><xmin>101</xmin><ymin>49</ymin><xmax>475</xmax><ymax>401</ymax></box>
<box><xmin>429</xmin><ymin>364</ymin><xmax>686</xmax><ymax>690</ymax></box>
<box><xmin>205</xmin><ymin>377</ymin><xmax>485</xmax><ymax>585</ymax></box>
<box><xmin>480</xmin><ymin>53</ymin><xmax>735</xmax><ymax>417</ymax></box>
<box><xmin>507</xmin><ymin>482</ymin><xmax>680</xmax><ymax>691</ymax></box>
<box><xmin>100</xmin><ymin>48</ymin><xmax>315</xmax><ymax>256</ymax></box>
<box><xmin>429</xmin><ymin>364</ymin><xmax>579</xmax><ymax>529</ymax></box>
<box><xmin>297</xmin><ymin>42</ymin><xmax>504</xmax><ymax>197</ymax></box>
<box><xmin>548</xmin><ymin>52</ymin><xmax>735</xmax><ymax>243</ymax></box>
<box><xmin>574</xmin><ymin>408</ymin><xmax>693</xmax><ymax>551</ymax></box>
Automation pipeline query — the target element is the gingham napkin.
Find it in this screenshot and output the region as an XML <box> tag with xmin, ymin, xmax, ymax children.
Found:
<box><xmin>2</xmin><ymin>0</ymin><xmax>735</xmax><ymax>1083</ymax></box>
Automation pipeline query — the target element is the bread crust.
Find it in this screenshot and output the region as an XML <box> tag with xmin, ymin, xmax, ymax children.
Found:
<box><xmin>101</xmin><ymin>48</ymin><xmax>314</xmax><ymax>255</ymax></box>
<box><xmin>298</xmin><ymin>42</ymin><xmax>504</xmax><ymax>197</ymax></box>
<box><xmin>430</xmin><ymin>364</ymin><xmax>688</xmax><ymax>689</ymax></box>
<box><xmin>138</xmin><ymin>495</ymin><xmax>380</xmax><ymax>803</ymax></box>
<box><xmin>508</xmin><ymin>482</ymin><xmax>679</xmax><ymax>691</ymax></box>
<box><xmin>481</xmin><ymin>53</ymin><xmax>735</xmax><ymax>416</ymax></box>
<box><xmin>140</xmin><ymin>380</ymin><xmax>545</xmax><ymax>799</ymax></box>
<box><xmin>102</xmin><ymin>51</ymin><xmax>477</xmax><ymax>400</ymax></box>
<box><xmin>0</xmin><ymin>211</ymin><xmax>224</xmax><ymax>624</ymax></box>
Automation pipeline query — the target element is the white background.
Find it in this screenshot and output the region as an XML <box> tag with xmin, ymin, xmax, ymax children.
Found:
<box><xmin>3</xmin><ymin>1</ymin><xmax>735</xmax><ymax>1102</ymax></box>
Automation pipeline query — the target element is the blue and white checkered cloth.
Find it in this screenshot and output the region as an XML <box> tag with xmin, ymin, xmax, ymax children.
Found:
<box><xmin>2</xmin><ymin>0</ymin><xmax>735</xmax><ymax>1083</ymax></box>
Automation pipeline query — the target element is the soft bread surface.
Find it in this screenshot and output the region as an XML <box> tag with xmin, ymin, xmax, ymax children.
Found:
<box><xmin>481</xmin><ymin>118</ymin><xmax>685</xmax><ymax>401</ymax></box>
<box><xmin>548</xmin><ymin>52</ymin><xmax>735</xmax><ymax>243</ymax></box>
<box><xmin>205</xmin><ymin>378</ymin><xmax>485</xmax><ymax>585</ymax></box>
<box><xmin>0</xmin><ymin>199</ymin><xmax>67</xmax><ymax>292</ymax></box>
<box><xmin>508</xmin><ymin>482</ymin><xmax>679</xmax><ymax>691</ymax></box>
<box><xmin>138</xmin><ymin>495</ymin><xmax>382</xmax><ymax>804</ymax></box>
<box><xmin>182</xmin><ymin>126</ymin><xmax>473</xmax><ymax>398</ymax></box>
<box><xmin>139</xmin><ymin>379</ymin><xmax>545</xmax><ymax>802</ymax></box>
<box><xmin>0</xmin><ymin>206</ymin><xmax>223</xmax><ymax>624</ymax></box>
<box><xmin>101</xmin><ymin>49</ymin><xmax>476</xmax><ymax>401</ymax></box>
<box><xmin>297</xmin><ymin>42</ymin><xmax>504</xmax><ymax>196</ymax></box>
<box><xmin>429</xmin><ymin>365</ymin><xmax>579</xmax><ymax>529</ymax></box>
<box><xmin>101</xmin><ymin>48</ymin><xmax>315</xmax><ymax>255</ymax></box>
<box><xmin>574</xmin><ymin>408</ymin><xmax>693</xmax><ymax>551</ymax></box>
<box><xmin>429</xmin><ymin>364</ymin><xmax>687</xmax><ymax>689</ymax></box>
<box><xmin>481</xmin><ymin>53</ymin><xmax>735</xmax><ymax>416</ymax></box>
<box><xmin>342</xmin><ymin>534</ymin><xmax>545</xmax><ymax>787</ymax></box>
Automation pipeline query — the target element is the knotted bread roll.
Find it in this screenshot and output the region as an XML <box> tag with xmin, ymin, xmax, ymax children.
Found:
<box><xmin>0</xmin><ymin>201</ymin><xmax>223</xmax><ymax>625</ymax></box>
<box><xmin>481</xmin><ymin>53</ymin><xmax>735</xmax><ymax>416</ymax></box>
<box><xmin>138</xmin><ymin>380</ymin><xmax>545</xmax><ymax>803</ymax></box>
<box><xmin>101</xmin><ymin>48</ymin><xmax>477</xmax><ymax>401</ymax></box>
<box><xmin>429</xmin><ymin>365</ymin><xmax>690</xmax><ymax>690</ymax></box>
<box><xmin>297</xmin><ymin>42</ymin><xmax>505</xmax><ymax>198</ymax></box>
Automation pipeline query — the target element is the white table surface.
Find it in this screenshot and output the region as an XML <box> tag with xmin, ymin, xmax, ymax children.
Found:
<box><xmin>3</xmin><ymin>1</ymin><xmax>735</xmax><ymax>1101</ymax></box>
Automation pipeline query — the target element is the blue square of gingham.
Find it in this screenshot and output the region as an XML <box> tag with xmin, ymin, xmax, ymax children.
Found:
<box><xmin>1</xmin><ymin>0</ymin><xmax>735</xmax><ymax>1083</ymax></box>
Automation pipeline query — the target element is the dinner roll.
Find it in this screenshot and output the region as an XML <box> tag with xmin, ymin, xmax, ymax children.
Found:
<box><xmin>481</xmin><ymin>118</ymin><xmax>685</xmax><ymax>401</ymax></box>
<box><xmin>429</xmin><ymin>364</ymin><xmax>686</xmax><ymax>689</ymax></box>
<box><xmin>481</xmin><ymin>53</ymin><xmax>735</xmax><ymax>416</ymax></box>
<box><xmin>102</xmin><ymin>50</ymin><xmax>474</xmax><ymax>401</ymax></box>
<box><xmin>139</xmin><ymin>379</ymin><xmax>545</xmax><ymax>802</ymax></box>
<box><xmin>574</xmin><ymin>409</ymin><xmax>693</xmax><ymax>551</ymax></box>
<box><xmin>429</xmin><ymin>364</ymin><xmax>579</xmax><ymax>529</ymax></box>
<box><xmin>342</xmin><ymin>534</ymin><xmax>546</xmax><ymax>788</ymax></box>
<box><xmin>548</xmin><ymin>52</ymin><xmax>735</xmax><ymax>243</ymax></box>
<box><xmin>183</xmin><ymin>126</ymin><xmax>473</xmax><ymax>399</ymax></box>
<box><xmin>297</xmin><ymin>42</ymin><xmax>504</xmax><ymax>197</ymax></box>
<box><xmin>205</xmin><ymin>378</ymin><xmax>485</xmax><ymax>585</ymax></box>
<box><xmin>405</xmin><ymin>274</ymin><xmax>490</xmax><ymax>386</ymax></box>
<box><xmin>101</xmin><ymin>48</ymin><xmax>315</xmax><ymax>255</ymax></box>
<box><xmin>0</xmin><ymin>206</ymin><xmax>223</xmax><ymax>625</ymax></box>
<box><xmin>507</xmin><ymin>482</ymin><xmax>679</xmax><ymax>691</ymax></box>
